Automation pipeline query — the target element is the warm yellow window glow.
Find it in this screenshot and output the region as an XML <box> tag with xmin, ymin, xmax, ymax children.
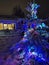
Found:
<box><xmin>8</xmin><ymin>24</ymin><xmax>13</xmax><ymax>30</ymax></box>
<box><xmin>0</xmin><ymin>23</ymin><xmax>15</xmax><ymax>30</ymax></box>
<box><xmin>4</xmin><ymin>24</ymin><xmax>8</xmax><ymax>30</ymax></box>
<box><xmin>11</xmin><ymin>24</ymin><xmax>14</xmax><ymax>28</ymax></box>
<box><xmin>0</xmin><ymin>23</ymin><xmax>3</xmax><ymax>30</ymax></box>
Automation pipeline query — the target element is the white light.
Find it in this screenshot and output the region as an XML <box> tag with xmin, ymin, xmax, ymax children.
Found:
<box><xmin>32</xmin><ymin>52</ymin><xmax>37</xmax><ymax>56</ymax></box>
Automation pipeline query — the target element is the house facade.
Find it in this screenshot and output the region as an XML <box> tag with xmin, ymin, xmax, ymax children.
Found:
<box><xmin>0</xmin><ymin>20</ymin><xmax>17</xmax><ymax>30</ymax></box>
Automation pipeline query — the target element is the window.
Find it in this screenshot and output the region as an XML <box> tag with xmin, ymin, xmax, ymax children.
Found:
<box><xmin>0</xmin><ymin>23</ymin><xmax>3</xmax><ymax>30</ymax></box>
<box><xmin>4</xmin><ymin>24</ymin><xmax>8</xmax><ymax>30</ymax></box>
<box><xmin>11</xmin><ymin>24</ymin><xmax>15</xmax><ymax>28</ymax></box>
<box><xmin>0</xmin><ymin>23</ymin><xmax>15</xmax><ymax>30</ymax></box>
<box><xmin>8</xmin><ymin>23</ymin><xmax>15</xmax><ymax>30</ymax></box>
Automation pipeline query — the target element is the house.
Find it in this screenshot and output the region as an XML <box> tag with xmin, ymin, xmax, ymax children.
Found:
<box><xmin>0</xmin><ymin>19</ymin><xmax>16</xmax><ymax>30</ymax></box>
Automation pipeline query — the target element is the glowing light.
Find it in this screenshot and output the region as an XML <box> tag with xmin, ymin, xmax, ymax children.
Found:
<box><xmin>31</xmin><ymin>3</ymin><xmax>40</xmax><ymax>19</ymax></box>
<box><xmin>0</xmin><ymin>23</ymin><xmax>3</xmax><ymax>30</ymax></box>
<box><xmin>41</xmin><ymin>58</ymin><xmax>45</xmax><ymax>61</ymax></box>
<box><xmin>32</xmin><ymin>52</ymin><xmax>37</xmax><ymax>56</ymax></box>
<box><xmin>41</xmin><ymin>23</ymin><xmax>46</xmax><ymax>27</ymax></box>
<box><xmin>24</xmin><ymin>34</ymin><xmax>27</xmax><ymax>38</ymax></box>
<box><xmin>8</xmin><ymin>24</ymin><xmax>14</xmax><ymax>30</ymax></box>
<box><xmin>26</xmin><ymin>2</ymin><xmax>40</xmax><ymax>19</ymax></box>
<box><xmin>4</xmin><ymin>24</ymin><xmax>8</xmax><ymax>29</ymax></box>
<box><xmin>17</xmin><ymin>48</ymin><xmax>21</xmax><ymax>51</ymax></box>
<box><xmin>28</xmin><ymin>28</ymin><xmax>34</xmax><ymax>32</ymax></box>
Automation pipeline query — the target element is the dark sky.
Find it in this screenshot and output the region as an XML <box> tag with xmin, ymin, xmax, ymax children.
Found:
<box><xmin>0</xmin><ymin>0</ymin><xmax>49</xmax><ymax>18</ymax></box>
<box><xmin>0</xmin><ymin>0</ymin><xmax>27</xmax><ymax>15</ymax></box>
<box><xmin>36</xmin><ymin>0</ymin><xmax>49</xmax><ymax>18</ymax></box>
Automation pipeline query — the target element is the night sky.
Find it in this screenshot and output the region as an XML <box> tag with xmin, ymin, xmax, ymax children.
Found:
<box><xmin>0</xmin><ymin>0</ymin><xmax>49</xmax><ymax>19</ymax></box>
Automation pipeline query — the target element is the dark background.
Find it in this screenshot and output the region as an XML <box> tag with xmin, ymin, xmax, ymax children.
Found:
<box><xmin>0</xmin><ymin>0</ymin><xmax>49</xmax><ymax>19</ymax></box>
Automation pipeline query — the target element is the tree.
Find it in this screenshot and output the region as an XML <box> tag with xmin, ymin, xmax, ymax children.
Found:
<box><xmin>26</xmin><ymin>2</ymin><xmax>40</xmax><ymax>19</ymax></box>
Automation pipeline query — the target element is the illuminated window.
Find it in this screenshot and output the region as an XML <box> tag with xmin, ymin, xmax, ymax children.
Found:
<box><xmin>11</xmin><ymin>23</ymin><xmax>15</xmax><ymax>28</ymax></box>
<box><xmin>8</xmin><ymin>24</ymin><xmax>14</xmax><ymax>30</ymax></box>
<box><xmin>0</xmin><ymin>23</ymin><xmax>15</xmax><ymax>30</ymax></box>
<box><xmin>0</xmin><ymin>23</ymin><xmax>3</xmax><ymax>30</ymax></box>
<box><xmin>4</xmin><ymin>24</ymin><xmax>8</xmax><ymax>30</ymax></box>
